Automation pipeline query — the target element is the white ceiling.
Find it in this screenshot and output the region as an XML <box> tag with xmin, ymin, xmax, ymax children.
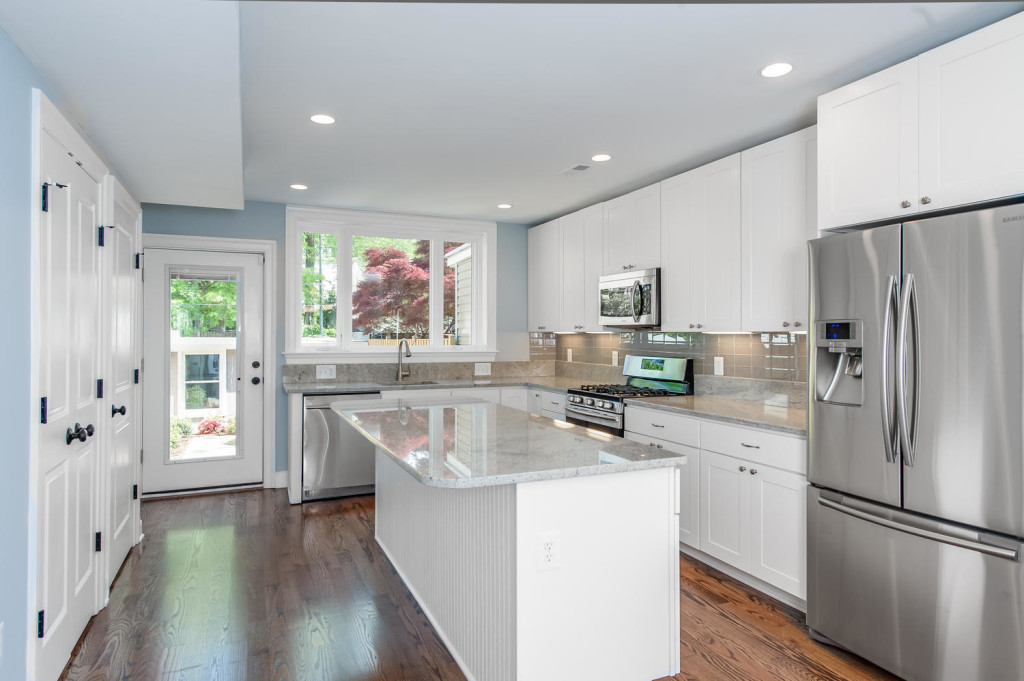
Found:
<box><xmin>3</xmin><ymin>2</ymin><xmax>1023</xmax><ymax>223</ymax></box>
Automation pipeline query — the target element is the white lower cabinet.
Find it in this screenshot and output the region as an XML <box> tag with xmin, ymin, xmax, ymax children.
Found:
<box><xmin>456</xmin><ymin>387</ymin><xmax>502</xmax><ymax>403</ymax></box>
<box><xmin>528</xmin><ymin>387</ymin><xmax>566</xmax><ymax>418</ymax></box>
<box><xmin>699</xmin><ymin>448</ymin><xmax>807</xmax><ymax>600</ymax></box>
<box><xmin>499</xmin><ymin>387</ymin><xmax>528</xmax><ymax>411</ymax></box>
<box><xmin>625</xmin><ymin>432</ymin><xmax>700</xmax><ymax>549</ymax></box>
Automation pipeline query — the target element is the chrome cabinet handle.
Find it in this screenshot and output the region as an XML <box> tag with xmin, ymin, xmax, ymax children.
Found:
<box><xmin>901</xmin><ymin>200</ymin><xmax>912</xmax><ymax>209</ymax></box>
<box><xmin>741</xmin><ymin>442</ymin><xmax>760</xmax><ymax>449</ymax></box>
<box><xmin>880</xmin><ymin>275</ymin><xmax>898</xmax><ymax>464</ymax></box>
<box><xmin>921</xmin><ymin>196</ymin><xmax>932</xmax><ymax>205</ymax></box>
<box><xmin>739</xmin><ymin>465</ymin><xmax>747</xmax><ymax>472</ymax></box>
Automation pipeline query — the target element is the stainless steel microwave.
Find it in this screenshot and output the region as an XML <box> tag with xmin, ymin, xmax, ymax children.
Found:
<box><xmin>598</xmin><ymin>268</ymin><xmax>660</xmax><ymax>327</ymax></box>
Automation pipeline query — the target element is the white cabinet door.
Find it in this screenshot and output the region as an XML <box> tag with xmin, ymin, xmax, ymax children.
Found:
<box><xmin>918</xmin><ymin>12</ymin><xmax>1024</xmax><ymax>212</ymax></box>
<box><xmin>581</xmin><ymin>205</ymin><xmax>605</xmax><ymax>332</ymax></box>
<box><xmin>741</xmin><ymin>127</ymin><xmax>816</xmax><ymax>331</ymax></box>
<box><xmin>499</xmin><ymin>387</ymin><xmax>528</xmax><ymax>412</ymax></box>
<box><xmin>603</xmin><ymin>184</ymin><xmax>661</xmax><ymax>274</ymax></box>
<box><xmin>560</xmin><ymin>209</ymin><xmax>587</xmax><ymax>331</ymax></box>
<box><xmin>456</xmin><ymin>388</ymin><xmax>501</xmax><ymax>404</ymax></box>
<box><xmin>749</xmin><ymin>464</ymin><xmax>807</xmax><ymax>599</ymax></box>
<box><xmin>699</xmin><ymin>449</ymin><xmax>750</xmax><ymax>571</ymax></box>
<box><xmin>626</xmin><ymin>432</ymin><xmax>700</xmax><ymax>550</ymax></box>
<box><xmin>528</xmin><ymin>388</ymin><xmax>545</xmax><ymax>415</ymax></box>
<box><xmin>699</xmin><ymin>155</ymin><xmax>743</xmax><ymax>332</ymax></box>
<box><xmin>817</xmin><ymin>59</ymin><xmax>919</xmax><ymax>230</ymax></box>
<box><xmin>528</xmin><ymin>220</ymin><xmax>561</xmax><ymax>331</ymax></box>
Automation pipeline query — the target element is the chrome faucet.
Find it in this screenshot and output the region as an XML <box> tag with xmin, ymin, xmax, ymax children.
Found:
<box><xmin>396</xmin><ymin>338</ymin><xmax>412</xmax><ymax>381</ymax></box>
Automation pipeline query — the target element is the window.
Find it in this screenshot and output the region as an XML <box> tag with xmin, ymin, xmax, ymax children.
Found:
<box><xmin>184</xmin><ymin>354</ymin><xmax>220</xmax><ymax>409</ymax></box>
<box><xmin>286</xmin><ymin>206</ymin><xmax>496</xmax><ymax>359</ymax></box>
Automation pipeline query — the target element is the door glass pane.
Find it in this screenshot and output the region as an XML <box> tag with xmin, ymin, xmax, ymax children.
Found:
<box><xmin>444</xmin><ymin>241</ymin><xmax>471</xmax><ymax>346</ymax></box>
<box><xmin>352</xmin><ymin>236</ymin><xmax>430</xmax><ymax>346</ymax></box>
<box><xmin>302</xmin><ymin>232</ymin><xmax>338</xmax><ymax>341</ymax></box>
<box><xmin>170</xmin><ymin>273</ymin><xmax>238</xmax><ymax>462</ymax></box>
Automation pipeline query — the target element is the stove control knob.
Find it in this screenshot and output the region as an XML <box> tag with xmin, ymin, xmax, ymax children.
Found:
<box><xmin>601</xmin><ymin>400</ymin><xmax>612</xmax><ymax>409</ymax></box>
<box><xmin>585</xmin><ymin>398</ymin><xmax>594</xmax><ymax>406</ymax></box>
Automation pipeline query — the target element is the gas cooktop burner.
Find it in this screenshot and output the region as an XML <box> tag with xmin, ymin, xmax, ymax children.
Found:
<box><xmin>577</xmin><ymin>385</ymin><xmax>674</xmax><ymax>398</ymax></box>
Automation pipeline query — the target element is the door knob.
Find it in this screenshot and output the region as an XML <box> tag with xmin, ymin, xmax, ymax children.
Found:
<box><xmin>111</xmin><ymin>405</ymin><xmax>127</xmax><ymax>417</ymax></box>
<box><xmin>251</xmin><ymin>377</ymin><xmax>261</xmax><ymax>385</ymax></box>
<box><xmin>66</xmin><ymin>423</ymin><xmax>86</xmax><ymax>445</ymax></box>
<box><xmin>85</xmin><ymin>424</ymin><xmax>95</xmax><ymax>437</ymax></box>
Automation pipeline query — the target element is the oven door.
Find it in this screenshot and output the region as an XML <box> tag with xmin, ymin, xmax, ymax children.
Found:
<box><xmin>598</xmin><ymin>269</ymin><xmax>659</xmax><ymax>327</ymax></box>
<box><xmin>565</xmin><ymin>405</ymin><xmax>624</xmax><ymax>437</ymax></box>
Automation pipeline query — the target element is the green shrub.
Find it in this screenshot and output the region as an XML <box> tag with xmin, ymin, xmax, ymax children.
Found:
<box><xmin>185</xmin><ymin>384</ymin><xmax>207</xmax><ymax>409</ymax></box>
<box><xmin>169</xmin><ymin>426</ymin><xmax>181</xmax><ymax>452</ymax></box>
<box><xmin>224</xmin><ymin>417</ymin><xmax>236</xmax><ymax>435</ymax></box>
<box><xmin>171</xmin><ymin>416</ymin><xmax>193</xmax><ymax>437</ymax></box>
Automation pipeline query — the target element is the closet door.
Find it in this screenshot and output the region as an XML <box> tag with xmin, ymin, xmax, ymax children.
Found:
<box><xmin>36</xmin><ymin>131</ymin><xmax>103</xmax><ymax>681</ymax></box>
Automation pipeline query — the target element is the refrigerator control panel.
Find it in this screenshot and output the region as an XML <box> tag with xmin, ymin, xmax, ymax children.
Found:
<box><xmin>816</xmin><ymin>320</ymin><xmax>863</xmax><ymax>350</ymax></box>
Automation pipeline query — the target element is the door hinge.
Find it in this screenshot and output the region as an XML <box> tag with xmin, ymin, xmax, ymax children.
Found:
<box><xmin>37</xmin><ymin>610</ymin><xmax>45</xmax><ymax>638</ymax></box>
<box><xmin>40</xmin><ymin>182</ymin><xmax>66</xmax><ymax>213</ymax></box>
<box><xmin>132</xmin><ymin>484</ymin><xmax>138</xmax><ymax>500</ymax></box>
<box><xmin>97</xmin><ymin>226</ymin><xmax>105</xmax><ymax>247</ymax></box>
<box><xmin>96</xmin><ymin>379</ymin><xmax>104</xmax><ymax>399</ymax></box>
<box><xmin>94</xmin><ymin>532</ymin><xmax>102</xmax><ymax>552</ymax></box>
<box><xmin>140</xmin><ymin>448</ymin><xmax>143</xmax><ymax>464</ymax></box>
<box><xmin>134</xmin><ymin>253</ymin><xmax>142</xmax><ymax>270</ymax></box>
<box><xmin>133</xmin><ymin>369</ymin><xmax>140</xmax><ymax>384</ymax></box>
<box><xmin>40</xmin><ymin>397</ymin><xmax>48</xmax><ymax>424</ymax></box>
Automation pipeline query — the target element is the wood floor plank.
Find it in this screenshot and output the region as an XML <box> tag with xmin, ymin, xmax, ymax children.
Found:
<box><xmin>61</xmin><ymin>490</ymin><xmax>897</xmax><ymax>681</ymax></box>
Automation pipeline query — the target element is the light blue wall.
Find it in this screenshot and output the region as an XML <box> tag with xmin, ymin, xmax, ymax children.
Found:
<box><xmin>141</xmin><ymin>201</ymin><xmax>289</xmax><ymax>471</ymax></box>
<box><xmin>0</xmin><ymin>25</ymin><xmax>58</xmax><ymax>681</ymax></box>
<box><xmin>142</xmin><ymin>203</ymin><xmax>532</xmax><ymax>472</ymax></box>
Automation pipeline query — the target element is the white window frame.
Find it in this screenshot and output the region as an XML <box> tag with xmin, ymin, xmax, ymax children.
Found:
<box><xmin>284</xmin><ymin>205</ymin><xmax>498</xmax><ymax>363</ymax></box>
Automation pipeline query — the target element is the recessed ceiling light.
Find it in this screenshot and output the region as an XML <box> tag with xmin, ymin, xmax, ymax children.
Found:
<box><xmin>497</xmin><ymin>203</ymin><xmax>513</xmax><ymax>210</ymax></box>
<box><xmin>591</xmin><ymin>154</ymin><xmax>612</xmax><ymax>163</ymax></box>
<box><xmin>290</xmin><ymin>184</ymin><xmax>308</xmax><ymax>190</ymax></box>
<box><xmin>761</xmin><ymin>62</ymin><xmax>793</xmax><ymax>78</ymax></box>
<box><xmin>310</xmin><ymin>114</ymin><xmax>335</xmax><ymax>125</ymax></box>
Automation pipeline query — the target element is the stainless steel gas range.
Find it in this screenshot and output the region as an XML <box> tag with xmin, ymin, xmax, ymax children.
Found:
<box><xmin>565</xmin><ymin>355</ymin><xmax>693</xmax><ymax>436</ymax></box>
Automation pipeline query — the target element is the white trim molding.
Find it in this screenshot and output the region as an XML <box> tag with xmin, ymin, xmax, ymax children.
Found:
<box><xmin>140</xmin><ymin>233</ymin><xmax>279</xmax><ymax>490</ymax></box>
<box><xmin>284</xmin><ymin>205</ymin><xmax>498</xmax><ymax>362</ymax></box>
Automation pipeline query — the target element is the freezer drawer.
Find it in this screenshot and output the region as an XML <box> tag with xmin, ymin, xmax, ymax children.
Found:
<box><xmin>303</xmin><ymin>393</ymin><xmax>381</xmax><ymax>501</ymax></box>
<box><xmin>807</xmin><ymin>487</ymin><xmax>1024</xmax><ymax>681</ymax></box>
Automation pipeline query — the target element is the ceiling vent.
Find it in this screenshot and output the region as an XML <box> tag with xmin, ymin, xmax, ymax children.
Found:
<box><xmin>561</xmin><ymin>163</ymin><xmax>593</xmax><ymax>177</ymax></box>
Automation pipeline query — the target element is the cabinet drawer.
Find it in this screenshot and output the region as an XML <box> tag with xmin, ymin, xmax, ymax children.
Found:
<box><xmin>539</xmin><ymin>391</ymin><xmax>566</xmax><ymax>414</ymax></box>
<box><xmin>700</xmin><ymin>420</ymin><xmax>806</xmax><ymax>475</ymax></box>
<box><xmin>625</xmin><ymin>407</ymin><xmax>700</xmax><ymax>448</ymax></box>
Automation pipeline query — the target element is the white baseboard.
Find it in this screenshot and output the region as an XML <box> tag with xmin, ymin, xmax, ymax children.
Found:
<box><xmin>680</xmin><ymin>543</ymin><xmax>807</xmax><ymax>613</ymax></box>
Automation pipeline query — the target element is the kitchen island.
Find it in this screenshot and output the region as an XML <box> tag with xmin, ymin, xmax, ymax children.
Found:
<box><xmin>332</xmin><ymin>395</ymin><xmax>686</xmax><ymax>681</ymax></box>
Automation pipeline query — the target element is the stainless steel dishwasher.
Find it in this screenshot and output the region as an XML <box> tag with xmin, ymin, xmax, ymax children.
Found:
<box><xmin>302</xmin><ymin>392</ymin><xmax>381</xmax><ymax>501</ymax></box>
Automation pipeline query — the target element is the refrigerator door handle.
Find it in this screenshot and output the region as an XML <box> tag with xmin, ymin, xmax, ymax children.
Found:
<box><xmin>897</xmin><ymin>273</ymin><xmax>918</xmax><ymax>466</ymax></box>
<box><xmin>880</xmin><ymin>275</ymin><xmax>898</xmax><ymax>464</ymax></box>
<box><xmin>817</xmin><ymin>496</ymin><xmax>1020</xmax><ymax>561</ymax></box>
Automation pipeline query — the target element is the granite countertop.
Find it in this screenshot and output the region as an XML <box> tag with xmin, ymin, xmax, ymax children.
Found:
<box><xmin>331</xmin><ymin>395</ymin><xmax>685</xmax><ymax>488</ymax></box>
<box><xmin>625</xmin><ymin>395</ymin><xmax>807</xmax><ymax>436</ymax></box>
<box><xmin>282</xmin><ymin>375</ymin><xmax>592</xmax><ymax>395</ymax></box>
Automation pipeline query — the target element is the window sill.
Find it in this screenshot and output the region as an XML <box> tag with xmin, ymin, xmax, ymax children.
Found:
<box><xmin>283</xmin><ymin>350</ymin><xmax>499</xmax><ymax>364</ymax></box>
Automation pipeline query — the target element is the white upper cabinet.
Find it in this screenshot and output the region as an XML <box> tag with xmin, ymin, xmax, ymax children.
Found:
<box><xmin>661</xmin><ymin>154</ymin><xmax>742</xmax><ymax>332</ymax></box>
<box><xmin>819</xmin><ymin>11</ymin><xmax>1024</xmax><ymax>230</ymax></box>
<box><xmin>817</xmin><ymin>59</ymin><xmax>919</xmax><ymax>230</ymax></box>
<box><xmin>741</xmin><ymin>127</ymin><xmax>818</xmax><ymax>331</ymax></box>
<box><xmin>918</xmin><ymin>12</ymin><xmax>1024</xmax><ymax>212</ymax></box>
<box><xmin>603</xmin><ymin>184</ymin><xmax>661</xmax><ymax>274</ymax></box>
<box><xmin>560</xmin><ymin>205</ymin><xmax>604</xmax><ymax>332</ymax></box>
<box><xmin>527</xmin><ymin>219</ymin><xmax>561</xmax><ymax>332</ymax></box>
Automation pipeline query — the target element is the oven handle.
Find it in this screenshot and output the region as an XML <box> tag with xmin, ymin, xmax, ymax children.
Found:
<box><xmin>565</xmin><ymin>406</ymin><xmax>622</xmax><ymax>428</ymax></box>
<box><xmin>631</xmin><ymin>280</ymin><xmax>642</xmax><ymax>323</ymax></box>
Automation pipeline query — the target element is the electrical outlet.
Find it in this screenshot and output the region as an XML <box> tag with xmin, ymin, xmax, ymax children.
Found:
<box><xmin>611</xmin><ymin>350</ymin><xmax>619</xmax><ymax>366</ymax></box>
<box><xmin>537</xmin><ymin>531</ymin><xmax>560</xmax><ymax>571</ymax></box>
<box><xmin>567</xmin><ymin>348</ymin><xmax>573</xmax><ymax>362</ymax></box>
<box><xmin>315</xmin><ymin>364</ymin><xmax>336</xmax><ymax>380</ymax></box>
<box><xmin>474</xmin><ymin>362</ymin><xmax>491</xmax><ymax>376</ymax></box>
<box><xmin>714</xmin><ymin>356</ymin><xmax>725</xmax><ymax>376</ymax></box>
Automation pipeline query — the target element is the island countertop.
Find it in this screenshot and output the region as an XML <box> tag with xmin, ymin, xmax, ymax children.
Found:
<box><xmin>331</xmin><ymin>395</ymin><xmax>686</xmax><ymax>488</ymax></box>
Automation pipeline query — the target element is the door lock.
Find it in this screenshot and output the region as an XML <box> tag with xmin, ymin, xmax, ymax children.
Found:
<box><xmin>251</xmin><ymin>360</ymin><xmax>261</xmax><ymax>369</ymax></box>
<box><xmin>251</xmin><ymin>377</ymin><xmax>261</xmax><ymax>385</ymax></box>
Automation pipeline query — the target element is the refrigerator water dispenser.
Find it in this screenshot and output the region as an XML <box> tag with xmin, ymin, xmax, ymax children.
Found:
<box><xmin>814</xmin><ymin>320</ymin><xmax>864</xmax><ymax>406</ymax></box>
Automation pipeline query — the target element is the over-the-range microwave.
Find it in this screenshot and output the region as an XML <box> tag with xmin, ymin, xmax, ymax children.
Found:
<box><xmin>598</xmin><ymin>268</ymin><xmax>660</xmax><ymax>328</ymax></box>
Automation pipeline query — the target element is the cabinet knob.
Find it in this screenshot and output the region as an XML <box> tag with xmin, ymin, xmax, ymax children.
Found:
<box><xmin>622</xmin><ymin>265</ymin><xmax>628</xmax><ymax>270</ymax></box>
<box><xmin>696</xmin><ymin>323</ymin><xmax>703</xmax><ymax>329</ymax></box>
<box><xmin>901</xmin><ymin>200</ymin><xmax>912</xmax><ymax>209</ymax></box>
<box><xmin>739</xmin><ymin>465</ymin><xmax>747</xmax><ymax>472</ymax></box>
<box><xmin>689</xmin><ymin>324</ymin><xmax>695</xmax><ymax>329</ymax></box>
<box><xmin>921</xmin><ymin>196</ymin><xmax>932</xmax><ymax>205</ymax></box>
<box><xmin>782</xmin><ymin>321</ymin><xmax>790</xmax><ymax>328</ymax></box>
<box><xmin>750</xmin><ymin>469</ymin><xmax>758</xmax><ymax>475</ymax></box>
<box><xmin>794</xmin><ymin>321</ymin><xmax>802</xmax><ymax>328</ymax></box>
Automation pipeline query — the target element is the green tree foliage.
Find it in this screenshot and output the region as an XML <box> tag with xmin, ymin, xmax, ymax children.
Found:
<box><xmin>171</xmin><ymin>278</ymin><xmax>237</xmax><ymax>337</ymax></box>
<box><xmin>303</xmin><ymin>233</ymin><xmax>338</xmax><ymax>337</ymax></box>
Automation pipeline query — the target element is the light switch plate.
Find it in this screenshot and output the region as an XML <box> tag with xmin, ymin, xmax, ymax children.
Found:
<box><xmin>567</xmin><ymin>349</ymin><xmax>573</xmax><ymax>362</ymax></box>
<box><xmin>714</xmin><ymin>356</ymin><xmax>725</xmax><ymax>376</ymax></box>
<box><xmin>611</xmin><ymin>351</ymin><xmax>619</xmax><ymax>366</ymax></box>
<box><xmin>315</xmin><ymin>364</ymin><xmax>336</xmax><ymax>380</ymax></box>
<box><xmin>474</xmin><ymin>362</ymin><xmax>491</xmax><ymax>376</ymax></box>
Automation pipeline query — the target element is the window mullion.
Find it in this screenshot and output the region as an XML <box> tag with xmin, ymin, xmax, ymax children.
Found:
<box><xmin>338</xmin><ymin>227</ymin><xmax>353</xmax><ymax>352</ymax></box>
<box><xmin>430</xmin><ymin>238</ymin><xmax>443</xmax><ymax>349</ymax></box>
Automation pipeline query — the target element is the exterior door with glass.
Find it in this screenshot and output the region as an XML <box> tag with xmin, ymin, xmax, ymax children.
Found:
<box><xmin>141</xmin><ymin>249</ymin><xmax>264</xmax><ymax>493</ymax></box>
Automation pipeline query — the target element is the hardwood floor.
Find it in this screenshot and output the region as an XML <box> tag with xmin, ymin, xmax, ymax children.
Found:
<box><xmin>62</xmin><ymin>489</ymin><xmax>897</xmax><ymax>681</ymax></box>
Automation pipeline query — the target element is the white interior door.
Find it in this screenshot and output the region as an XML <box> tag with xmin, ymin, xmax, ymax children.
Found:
<box><xmin>142</xmin><ymin>249</ymin><xmax>264</xmax><ymax>493</ymax></box>
<box><xmin>36</xmin><ymin>131</ymin><xmax>102</xmax><ymax>681</ymax></box>
<box><xmin>103</xmin><ymin>177</ymin><xmax>141</xmax><ymax>583</ymax></box>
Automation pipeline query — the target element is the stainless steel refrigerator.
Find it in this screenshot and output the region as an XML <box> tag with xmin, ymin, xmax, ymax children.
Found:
<box><xmin>807</xmin><ymin>202</ymin><xmax>1024</xmax><ymax>681</ymax></box>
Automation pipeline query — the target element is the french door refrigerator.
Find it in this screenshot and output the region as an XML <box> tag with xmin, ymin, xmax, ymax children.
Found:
<box><xmin>807</xmin><ymin>202</ymin><xmax>1024</xmax><ymax>681</ymax></box>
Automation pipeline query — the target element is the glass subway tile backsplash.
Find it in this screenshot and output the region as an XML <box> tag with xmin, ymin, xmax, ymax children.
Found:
<box><xmin>529</xmin><ymin>331</ymin><xmax>808</xmax><ymax>383</ymax></box>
